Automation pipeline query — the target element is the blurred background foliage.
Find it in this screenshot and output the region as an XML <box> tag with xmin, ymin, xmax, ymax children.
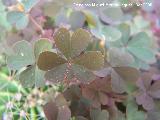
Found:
<box><xmin>0</xmin><ymin>0</ymin><xmax>160</xmax><ymax>120</ymax></box>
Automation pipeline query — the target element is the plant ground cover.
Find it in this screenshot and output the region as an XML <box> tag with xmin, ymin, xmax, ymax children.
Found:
<box><xmin>0</xmin><ymin>0</ymin><xmax>160</xmax><ymax>120</ymax></box>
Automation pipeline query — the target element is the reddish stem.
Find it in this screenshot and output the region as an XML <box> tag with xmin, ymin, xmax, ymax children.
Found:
<box><xmin>29</xmin><ymin>15</ymin><xmax>44</xmax><ymax>34</ymax></box>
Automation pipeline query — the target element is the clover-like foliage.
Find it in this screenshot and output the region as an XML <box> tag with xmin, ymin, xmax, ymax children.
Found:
<box><xmin>37</xmin><ymin>28</ymin><xmax>104</xmax><ymax>84</ymax></box>
<box><xmin>109</xmin><ymin>24</ymin><xmax>156</xmax><ymax>70</ymax></box>
<box><xmin>2</xmin><ymin>0</ymin><xmax>160</xmax><ymax>119</ymax></box>
<box><xmin>7</xmin><ymin>0</ymin><xmax>38</xmax><ymax>29</ymax></box>
<box><xmin>136</xmin><ymin>73</ymin><xmax>160</xmax><ymax>110</ymax></box>
<box><xmin>82</xmin><ymin>76</ymin><xmax>112</xmax><ymax>108</ymax></box>
<box><xmin>7</xmin><ymin>39</ymin><xmax>52</xmax><ymax>87</ymax></box>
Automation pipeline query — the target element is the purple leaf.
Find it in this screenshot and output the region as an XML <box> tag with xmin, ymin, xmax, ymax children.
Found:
<box><xmin>43</xmin><ymin>101</ymin><xmax>58</xmax><ymax>120</ymax></box>
<box><xmin>82</xmin><ymin>76</ymin><xmax>112</xmax><ymax>108</ymax></box>
<box><xmin>148</xmin><ymin>81</ymin><xmax>160</xmax><ymax>99</ymax></box>
<box><xmin>136</xmin><ymin>76</ymin><xmax>160</xmax><ymax>110</ymax></box>
<box><xmin>136</xmin><ymin>91</ymin><xmax>155</xmax><ymax>110</ymax></box>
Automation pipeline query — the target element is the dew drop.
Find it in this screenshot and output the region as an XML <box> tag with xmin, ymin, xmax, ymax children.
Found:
<box><xmin>20</xmin><ymin>53</ymin><xmax>24</xmax><ymax>56</ymax></box>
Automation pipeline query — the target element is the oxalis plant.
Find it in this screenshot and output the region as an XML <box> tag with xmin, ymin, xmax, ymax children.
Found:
<box><xmin>1</xmin><ymin>0</ymin><xmax>160</xmax><ymax>120</ymax></box>
<box><xmin>6</xmin><ymin>27</ymin><xmax>158</xmax><ymax>120</ymax></box>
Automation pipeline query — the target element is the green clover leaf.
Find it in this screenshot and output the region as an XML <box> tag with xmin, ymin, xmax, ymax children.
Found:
<box><xmin>7</xmin><ymin>11</ymin><xmax>29</xmax><ymax>30</ymax></box>
<box><xmin>7</xmin><ymin>39</ymin><xmax>52</xmax><ymax>87</ymax></box>
<box><xmin>109</xmin><ymin>23</ymin><xmax>156</xmax><ymax>70</ymax></box>
<box><xmin>7</xmin><ymin>40</ymin><xmax>35</xmax><ymax>70</ymax></box>
<box><xmin>7</xmin><ymin>0</ymin><xmax>39</xmax><ymax>29</ymax></box>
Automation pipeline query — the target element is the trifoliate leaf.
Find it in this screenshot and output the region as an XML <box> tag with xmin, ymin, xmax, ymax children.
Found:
<box><xmin>136</xmin><ymin>77</ymin><xmax>155</xmax><ymax>110</ymax></box>
<box><xmin>37</xmin><ymin>28</ymin><xmax>103</xmax><ymax>84</ymax></box>
<box><xmin>82</xmin><ymin>76</ymin><xmax>111</xmax><ymax>108</ymax></box>
<box><xmin>127</xmin><ymin>32</ymin><xmax>156</xmax><ymax>63</ymax></box>
<box><xmin>6</xmin><ymin>0</ymin><xmax>38</xmax><ymax>29</ymax></box>
<box><xmin>110</xmin><ymin>28</ymin><xmax>156</xmax><ymax>69</ymax></box>
<box><xmin>136</xmin><ymin>78</ymin><xmax>160</xmax><ymax>110</ymax></box>
<box><xmin>7</xmin><ymin>11</ymin><xmax>29</xmax><ymax>29</ymax></box>
<box><xmin>7</xmin><ymin>40</ymin><xmax>35</xmax><ymax>70</ymax></box>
